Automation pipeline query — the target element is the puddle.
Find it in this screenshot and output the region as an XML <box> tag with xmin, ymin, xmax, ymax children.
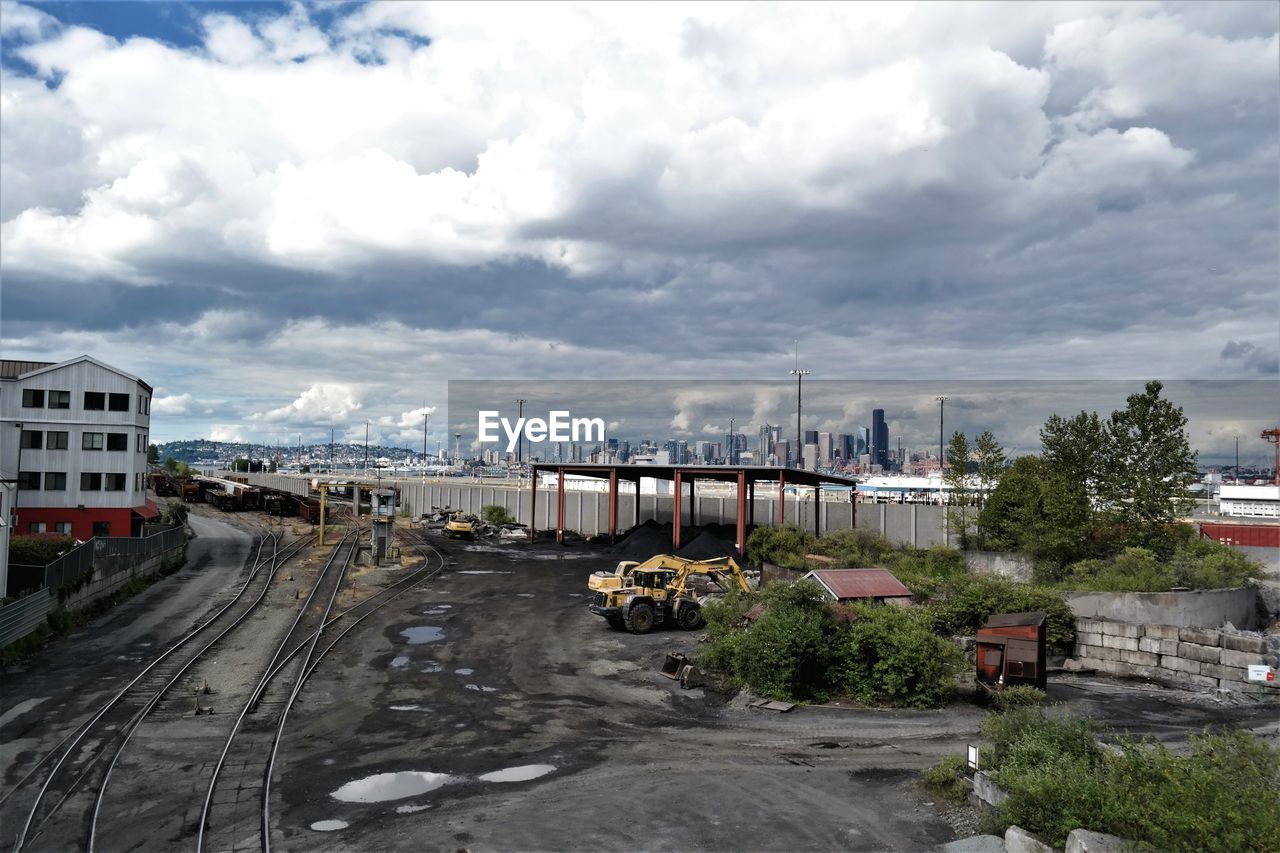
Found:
<box><xmin>524</xmin><ymin>553</ymin><xmax>591</xmax><ymax>560</ymax></box>
<box><xmin>323</xmin><ymin>758</ymin><xmax>335</xmax><ymax>766</ymax></box>
<box><xmin>454</xmin><ymin>668</ymin><xmax>474</xmax><ymax>675</ymax></box>
<box><xmin>395</xmin><ymin>803</ymin><xmax>432</xmax><ymax>814</ymax></box>
<box><xmin>424</xmin><ymin>609</ymin><xmax>448</xmax><ymax>616</ymax></box>
<box><xmin>568</xmin><ymin>593</ymin><xmax>583</xmax><ymax>597</ymax></box>
<box><xmin>389</xmin><ymin>656</ymin><xmax>410</xmax><ymax>668</ymax></box>
<box><xmin>331</xmin><ymin>771</ymin><xmax>454</xmax><ymax>803</ymax></box>
<box><xmin>516</xmin><ymin>593</ymin><xmax>536</xmax><ymax>598</ymax></box>
<box><xmin>310</xmin><ymin>819</ymin><xmax>349</xmax><ymax>832</ymax></box>
<box><xmin>421</xmin><ymin>663</ymin><xmax>444</xmax><ymax>673</ymax></box>
<box><xmin>399</xmin><ymin>626</ymin><xmax>444</xmax><ymax>645</ymax></box>
<box><xmin>464</xmin><ymin>684</ymin><xmax>498</xmax><ymax>693</ymax></box>
<box><xmin>390</xmin><ymin>704</ymin><xmax>430</xmax><ymax>712</ymax></box>
<box><xmin>435</xmin><ymin>604</ymin><xmax>452</xmax><ymax>609</ymax></box>
<box><xmin>478</xmin><ymin>764</ymin><xmax>556</xmax><ymax>783</ymax></box>
<box><xmin>457</xmin><ymin>570</ymin><xmax>512</xmax><ymax>575</ymax></box>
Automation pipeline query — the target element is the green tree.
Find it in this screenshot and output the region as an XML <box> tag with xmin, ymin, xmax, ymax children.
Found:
<box><xmin>974</xmin><ymin>430</ymin><xmax>1006</xmax><ymax>508</ymax></box>
<box><xmin>147</xmin><ymin>444</ymin><xmax>160</xmax><ymax>464</ymax></box>
<box><xmin>1100</xmin><ymin>380</ymin><xmax>1196</xmax><ymax>549</ymax></box>
<box><xmin>268</xmin><ymin>459</ymin><xmax>278</xmax><ymax>473</ymax></box>
<box><xmin>944</xmin><ymin>431</ymin><xmax>973</xmax><ymax>548</ymax></box>
<box><xmin>164</xmin><ymin>457</ymin><xmax>179</xmax><ymax>473</ymax></box>
<box><xmin>1040</xmin><ymin>410</ymin><xmax>1106</xmax><ymax>526</ymax></box>
<box><xmin>977</xmin><ymin>456</ymin><xmax>1094</xmax><ymax>572</ymax></box>
<box><xmin>232</xmin><ymin>457</ymin><xmax>249</xmax><ymax>473</ymax></box>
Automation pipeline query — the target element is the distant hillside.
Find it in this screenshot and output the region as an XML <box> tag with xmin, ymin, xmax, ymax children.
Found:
<box><xmin>155</xmin><ymin>439</ymin><xmax>420</xmax><ymax>466</ymax></box>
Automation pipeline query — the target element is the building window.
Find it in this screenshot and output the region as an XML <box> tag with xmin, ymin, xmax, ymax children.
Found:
<box><xmin>22</xmin><ymin>388</ymin><xmax>45</xmax><ymax>407</ymax></box>
<box><xmin>55</xmin><ymin>522</ymin><xmax>73</xmax><ymax>534</ymax></box>
<box><xmin>93</xmin><ymin>521</ymin><xmax>111</xmax><ymax>537</ymax></box>
<box><xmin>47</xmin><ymin>431</ymin><xmax>69</xmax><ymax>450</ymax></box>
<box><xmin>81</xmin><ymin>472</ymin><xmax>103</xmax><ymax>490</ymax></box>
<box><xmin>29</xmin><ymin>521</ymin><xmax>47</xmax><ymax>534</ymax></box>
<box><xmin>18</xmin><ymin>471</ymin><xmax>41</xmax><ymax>490</ymax></box>
<box><xmin>109</xmin><ymin>393</ymin><xmax>130</xmax><ymax>411</ymax></box>
<box><xmin>20</xmin><ymin>430</ymin><xmax>42</xmax><ymax>449</ymax></box>
<box><xmin>138</xmin><ymin>395</ymin><xmax>150</xmax><ymax>415</ymax></box>
<box><xmin>138</xmin><ymin>433</ymin><xmax>148</xmax><ymax>452</ymax></box>
<box><xmin>44</xmin><ymin>472</ymin><xmax>67</xmax><ymax>491</ymax></box>
<box><xmin>84</xmin><ymin>391</ymin><xmax>106</xmax><ymax>410</ymax></box>
<box><xmin>83</xmin><ymin>432</ymin><xmax>104</xmax><ymax>450</ymax></box>
<box><xmin>105</xmin><ymin>473</ymin><xmax>126</xmax><ymax>491</ymax></box>
<box><xmin>48</xmin><ymin>390</ymin><xmax>71</xmax><ymax>409</ymax></box>
<box><xmin>106</xmin><ymin>433</ymin><xmax>128</xmax><ymax>451</ymax></box>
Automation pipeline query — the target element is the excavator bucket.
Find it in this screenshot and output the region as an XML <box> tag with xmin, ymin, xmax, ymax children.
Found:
<box><xmin>660</xmin><ymin>652</ymin><xmax>688</xmax><ymax>679</ymax></box>
<box><xmin>678</xmin><ymin>664</ymin><xmax>704</xmax><ymax>689</ymax></box>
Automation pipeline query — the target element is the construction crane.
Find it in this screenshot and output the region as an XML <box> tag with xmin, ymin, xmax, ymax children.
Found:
<box><xmin>1263</xmin><ymin>427</ymin><xmax>1280</xmax><ymax>485</ymax></box>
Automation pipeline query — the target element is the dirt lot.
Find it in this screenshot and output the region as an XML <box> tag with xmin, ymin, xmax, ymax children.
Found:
<box><xmin>3</xmin><ymin>514</ymin><xmax>1276</xmax><ymax>853</ymax></box>
<box><xmin>273</xmin><ymin>534</ymin><xmax>1280</xmax><ymax>852</ymax></box>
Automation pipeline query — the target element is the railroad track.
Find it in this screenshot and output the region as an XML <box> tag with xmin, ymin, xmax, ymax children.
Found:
<box><xmin>198</xmin><ymin>527</ymin><xmax>450</xmax><ymax>852</ymax></box>
<box><xmin>197</xmin><ymin>531</ymin><xmax>360</xmax><ymax>853</ymax></box>
<box><xmin>5</xmin><ymin>532</ymin><xmax>313</xmax><ymax>852</ymax></box>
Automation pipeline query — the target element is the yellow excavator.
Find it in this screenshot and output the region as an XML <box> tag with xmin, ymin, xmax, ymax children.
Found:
<box><xmin>589</xmin><ymin>554</ymin><xmax>749</xmax><ymax>634</ymax></box>
<box><xmin>444</xmin><ymin>510</ymin><xmax>475</xmax><ymax>539</ymax></box>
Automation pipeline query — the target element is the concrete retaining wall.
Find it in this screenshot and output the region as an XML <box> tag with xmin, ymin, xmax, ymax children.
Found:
<box><xmin>965</xmin><ymin>551</ymin><xmax>1035</xmax><ymax>582</ymax></box>
<box><xmin>1072</xmin><ymin>617</ymin><xmax>1279</xmax><ymax>693</ymax></box>
<box><xmin>60</xmin><ymin>545</ymin><xmax>185</xmax><ymax>612</ymax></box>
<box><xmin>241</xmin><ymin>473</ymin><xmax>954</xmax><ymax>549</ymax></box>
<box><xmin>1063</xmin><ymin>586</ymin><xmax>1260</xmax><ymax>630</ymax></box>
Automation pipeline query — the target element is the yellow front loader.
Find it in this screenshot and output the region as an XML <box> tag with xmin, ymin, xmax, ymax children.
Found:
<box><xmin>588</xmin><ymin>555</ymin><xmax>749</xmax><ymax>634</ymax></box>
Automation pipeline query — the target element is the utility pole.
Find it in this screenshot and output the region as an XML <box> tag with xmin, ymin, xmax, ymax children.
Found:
<box><xmin>454</xmin><ymin>432</ymin><xmax>462</xmax><ymax>466</ymax></box>
<box><xmin>936</xmin><ymin>396</ymin><xmax>948</xmax><ymax>476</ymax></box>
<box><xmin>329</xmin><ymin>425</ymin><xmax>334</xmax><ymax>473</ymax></box>
<box><xmin>364</xmin><ymin>421</ymin><xmax>369</xmax><ymax>475</ymax></box>
<box><xmin>790</xmin><ymin>340</ymin><xmax>810</xmax><ymax>469</ymax></box>
<box><xmin>423</xmin><ymin>403</ymin><xmax>429</xmax><ymax>484</ymax></box>
<box><xmin>1235</xmin><ymin>435</ymin><xmax>1240</xmax><ymax>484</ymax></box>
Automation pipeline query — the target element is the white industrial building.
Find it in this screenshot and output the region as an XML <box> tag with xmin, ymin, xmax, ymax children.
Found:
<box><xmin>1</xmin><ymin>356</ymin><xmax>158</xmax><ymax>541</ymax></box>
<box><xmin>1219</xmin><ymin>484</ymin><xmax>1280</xmax><ymax>519</ymax></box>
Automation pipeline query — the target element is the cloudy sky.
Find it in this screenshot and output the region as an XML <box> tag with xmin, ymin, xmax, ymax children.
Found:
<box><xmin>1</xmin><ymin>1</ymin><xmax>1276</xmax><ymax>457</ymax></box>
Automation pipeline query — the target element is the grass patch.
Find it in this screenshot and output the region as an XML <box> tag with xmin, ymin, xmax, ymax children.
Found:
<box><xmin>920</xmin><ymin>754</ymin><xmax>970</xmax><ymax>806</ymax></box>
<box><xmin>1055</xmin><ymin>541</ymin><xmax>1261</xmax><ymax>592</ymax></box>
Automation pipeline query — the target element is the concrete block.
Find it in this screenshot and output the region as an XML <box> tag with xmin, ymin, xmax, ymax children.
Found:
<box><xmin>1222</xmin><ymin>634</ymin><xmax>1268</xmax><ymax>655</ymax></box>
<box><xmin>1101</xmin><ymin>621</ymin><xmax>1142</xmax><ymax>638</ymax></box>
<box><xmin>1077</xmin><ymin>631</ymin><xmax>1105</xmax><ymax>647</ymax></box>
<box><xmin>1181</xmin><ymin>672</ymin><xmax>1221</xmax><ymax>690</ymax></box>
<box><xmin>1091</xmin><ymin>645</ymin><xmax>1120</xmax><ymax>662</ymax></box>
<box><xmin>1200</xmin><ymin>663</ymin><xmax>1248</xmax><ymax>684</ymax></box>
<box><xmin>942</xmin><ymin>836</ymin><xmax>1006</xmax><ymax>853</ymax></box>
<box><xmin>1178</xmin><ymin>642</ymin><xmax>1221</xmax><ymax>664</ymax></box>
<box><xmin>1159</xmin><ymin>656</ymin><xmax>1201</xmax><ymax>675</ymax></box>
<box><xmin>1179</xmin><ymin>627</ymin><xmax>1221</xmax><ymax>647</ymax></box>
<box><xmin>1005</xmin><ymin>826</ymin><xmax>1053</xmax><ymax>853</ymax></box>
<box><xmin>1142</xmin><ymin>623</ymin><xmax>1180</xmax><ymax>641</ymax></box>
<box><xmin>1076</xmin><ymin>617</ymin><xmax>1109</xmax><ymax>635</ymax></box>
<box><xmin>1221</xmin><ymin>648</ymin><xmax>1266</xmax><ymax>669</ymax></box>
<box><xmin>1120</xmin><ymin>649</ymin><xmax>1159</xmax><ymax>667</ymax></box>
<box><xmin>1157</xmin><ymin>639</ymin><xmax>1180</xmax><ymax>656</ymax></box>
<box><xmin>1138</xmin><ymin>637</ymin><xmax>1161</xmax><ymax>654</ymax></box>
<box><xmin>972</xmin><ymin>771</ymin><xmax>1007</xmax><ymax>807</ymax></box>
<box><xmin>1102</xmin><ymin>635</ymin><xmax>1139</xmax><ymax>652</ymax></box>
<box><xmin>1066</xmin><ymin>829</ymin><xmax>1134</xmax><ymax>853</ymax></box>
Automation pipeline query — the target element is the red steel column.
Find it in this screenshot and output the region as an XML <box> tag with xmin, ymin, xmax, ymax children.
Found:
<box><xmin>689</xmin><ymin>478</ymin><xmax>697</xmax><ymax>527</ymax></box>
<box><xmin>529</xmin><ymin>467</ymin><xmax>538</xmax><ymax>542</ymax></box>
<box><xmin>608</xmin><ymin>468</ymin><xmax>618</xmax><ymax>542</ymax></box>
<box><xmin>634</xmin><ymin>477</ymin><xmax>641</xmax><ymax>526</ymax></box>
<box><xmin>673</xmin><ymin>470</ymin><xmax>683</xmax><ymax>551</ymax></box>
<box><xmin>735</xmin><ymin>470</ymin><xmax>747</xmax><ymax>557</ymax></box>
<box><xmin>556</xmin><ymin>466</ymin><xmax>565</xmax><ymax>545</ymax></box>
<box><xmin>748</xmin><ymin>479</ymin><xmax>755</xmax><ymax>527</ymax></box>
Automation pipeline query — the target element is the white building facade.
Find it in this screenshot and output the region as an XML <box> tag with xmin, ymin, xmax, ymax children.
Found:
<box><xmin>1</xmin><ymin>356</ymin><xmax>157</xmax><ymax>541</ymax></box>
<box><xmin>1219</xmin><ymin>484</ymin><xmax>1280</xmax><ymax>519</ymax></box>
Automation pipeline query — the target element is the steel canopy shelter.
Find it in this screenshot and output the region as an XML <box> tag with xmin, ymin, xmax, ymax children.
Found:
<box><xmin>529</xmin><ymin>463</ymin><xmax>858</xmax><ymax>555</ymax></box>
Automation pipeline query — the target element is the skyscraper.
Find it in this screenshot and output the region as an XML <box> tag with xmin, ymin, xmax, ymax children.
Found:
<box><xmin>872</xmin><ymin>409</ymin><xmax>889</xmax><ymax>469</ymax></box>
<box><xmin>818</xmin><ymin>431</ymin><xmax>833</xmax><ymax>466</ymax></box>
<box><xmin>803</xmin><ymin>429</ymin><xmax>819</xmax><ymax>446</ymax></box>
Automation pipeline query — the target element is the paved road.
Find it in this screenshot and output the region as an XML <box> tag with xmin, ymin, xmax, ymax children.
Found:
<box><xmin>0</xmin><ymin>512</ymin><xmax>254</xmax><ymax>791</ymax></box>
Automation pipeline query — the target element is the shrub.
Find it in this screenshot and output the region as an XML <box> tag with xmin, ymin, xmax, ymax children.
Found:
<box><xmin>927</xmin><ymin>575</ymin><xmax>1075</xmax><ymax>646</ymax></box>
<box><xmin>831</xmin><ymin>604</ymin><xmax>965</xmax><ymax>708</ymax></box>
<box><xmin>163</xmin><ymin>500</ymin><xmax>190</xmax><ymax>527</ymax></box>
<box><xmin>734</xmin><ymin>598</ymin><xmax>837</xmax><ymax>702</ymax></box>
<box><xmin>1059</xmin><ymin>540</ymin><xmax>1261</xmax><ymax>593</ymax></box>
<box><xmin>981</xmin><ymin>708</ymin><xmax>1280</xmax><ymax>850</ymax></box>
<box><xmin>746</xmin><ymin>524</ymin><xmax>813</xmax><ymax>568</ymax></box>
<box><xmin>920</xmin><ymin>754</ymin><xmax>970</xmax><ymax>805</ymax></box>
<box><xmin>480</xmin><ymin>504</ymin><xmax>516</xmax><ymax>525</ymax></box>
<box><xmin>9</xmin><ymin>535</ymin><xmax>77</xmax><ymax>566</ymax></box>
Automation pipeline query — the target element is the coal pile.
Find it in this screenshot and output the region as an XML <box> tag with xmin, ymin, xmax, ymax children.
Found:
<box><xmin>606</xmin><ymin>519</ymin><xmax>738</xmax><ymax>560</ymax></box>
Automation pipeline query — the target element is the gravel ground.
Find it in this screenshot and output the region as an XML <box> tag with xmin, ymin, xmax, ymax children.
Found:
<box><xmin>3</xmin><ymin>512</ymin><xmax>1276</xmax><ymax>853</ymax></box>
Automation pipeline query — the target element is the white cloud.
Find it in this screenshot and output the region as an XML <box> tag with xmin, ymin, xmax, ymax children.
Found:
<box><xmin>0</xmin><ymin>1</ymin><xmax>59</xmax><ymax>41</ymax></box>
<box><xmin>208</xmin><ymin>424</ymin><xmax>245</xmax><ymax>443</ymax></box>
<box><xmin>152</xmin><ymin>392</ymin><xmax>196</xmax><ymax>415</ymax></box>
<box><xmin>253</xmin><ymin>383</ymin><xmax>364</xmax><ymax>424</ymax></box>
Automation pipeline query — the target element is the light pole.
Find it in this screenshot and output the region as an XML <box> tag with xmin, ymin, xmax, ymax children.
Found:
<box><xmin>1235</xmin><ymin>435</ymin><xmax>1240</xmax><ymax>484</ymax></box>
<box><xmin>936</xmin><ymin>395</ymin><xmax>947</xmax><ymax>480</ymax></box>
<box><xmin>790</xmin><ymin>341</ymin><xmax>810</xmax><ymax>469</ymax></box>
<box><xmin>364</xmin><ymin>421</ymin><xmax>369</xmax><ymax>475</ymax></box>
<box><xmin>514</xmin><ymin>398</ymin><xmax>526</xmax><ymax>466</ymax></box>
<box><xmin>454</xmin><ymin>432</ymin><xmax>462</xmax><ymax>467</ymax></box>
<box><xmin>423</xmin><ymin>404</ymin><xmax>429</xmax><ymax>484</ymax></box>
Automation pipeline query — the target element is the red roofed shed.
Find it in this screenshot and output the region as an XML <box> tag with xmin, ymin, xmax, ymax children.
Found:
<box><xmin>801</xmin><ymin>568</ymin><xmax>913</xmax><ymax>603</ymax></box>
